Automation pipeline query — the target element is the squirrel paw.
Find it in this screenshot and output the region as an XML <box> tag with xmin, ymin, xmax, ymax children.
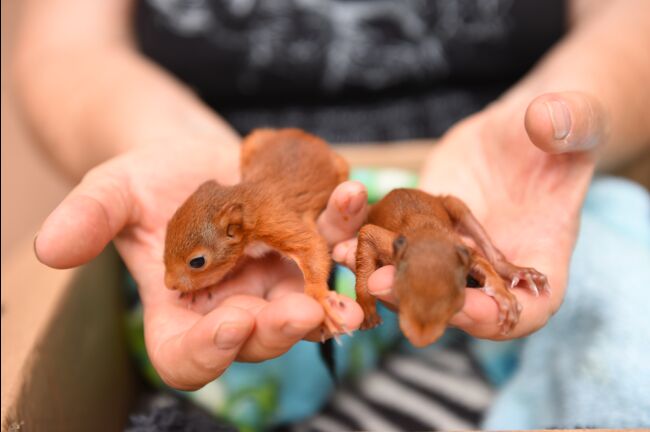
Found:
<box><xmin>359</xmin><ymin>305</ymin><xmax>382</xmax><ymax>330</ymax></box>
<box><xmin>318</xmin><ymin>291</ymin><xmax>349</xmax><ymax>337</ymax></box>
<box><xmin>482</xmin><ymin>284</ymin><xmax>522</xmax><ymax>335</ymax></box>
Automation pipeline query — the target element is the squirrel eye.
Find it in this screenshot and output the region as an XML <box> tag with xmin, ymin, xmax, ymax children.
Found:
<box><xmin>189</xmin><ymin>256</ymin><xmax>206</xmax><ymax>269</ymax></box>
<box><xmin>392</xmin><ymin>235</ymin><xmax>407</xmax><ymax>255</ymax></box>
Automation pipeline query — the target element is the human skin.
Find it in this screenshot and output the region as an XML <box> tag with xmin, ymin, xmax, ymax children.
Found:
<box><xmin>13</xmin><ymin>0</ymin><xmax>650</xmax><ymax>389</ymax></box>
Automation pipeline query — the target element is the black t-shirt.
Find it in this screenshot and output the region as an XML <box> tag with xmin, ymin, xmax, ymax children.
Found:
<box><xmin>135</xmin><ymin>0</ymin><xmax>565</xmax><ymax>142</ymax></box>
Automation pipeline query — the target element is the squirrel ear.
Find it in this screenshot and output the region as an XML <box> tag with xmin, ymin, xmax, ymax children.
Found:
<box><xmin>221</xmin><ymin>203</ymin><xmax>243</xmax><ymax>241</ymax></box>
<box><xmin>456</xmin><ymin>245</ymin><xmax>470</xmax><ymax>268</ymax></box>
<box><xmin>196</xmin><ymin>179</ymin><xmax>221</xmax><ymax>194</ymax></box>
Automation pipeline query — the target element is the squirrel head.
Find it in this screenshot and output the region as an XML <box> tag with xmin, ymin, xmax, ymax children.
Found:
<box><xmin>164</xmin><ymin>180</ymin><xmax>247</xmax><ymax>293</ymax></box>
<box><xmin>392</xmin><ymin>234</ymin><xmax>469</xmax><ymax>347</ymax></box>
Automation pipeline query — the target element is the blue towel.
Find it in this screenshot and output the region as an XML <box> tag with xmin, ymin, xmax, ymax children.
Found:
<box><xmin>477</xmin><ymin>177</ymin><xmax>650</xmax><ymax>429</ymax></box>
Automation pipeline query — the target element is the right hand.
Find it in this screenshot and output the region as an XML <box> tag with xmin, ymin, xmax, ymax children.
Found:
<box><xmin>333</xmin><ymin>91</ymin><xmax>604</xmax><ymax>340</ymax></box>
<box><xmin>34</xmin><ymin>139</ymin><xmax>367</xmax><ymax>390</ymax></box>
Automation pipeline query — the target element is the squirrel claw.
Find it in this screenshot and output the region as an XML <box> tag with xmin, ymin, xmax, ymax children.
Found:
<box><xmin>510</xmin><ymin>268</ymin><xmax>550</xmax><ymax>297</ymax></box>
<box><xmin>331</xmin><ymin>331</ymin><xmax>342</xmax><ymax>346</ymax></box>
<box><xmin>526</xmin><ymin>274</ymin><xmax>539</xmax><ymax>296</ymax></box>
<box><xmin>323</xmin><ymin>317</ymin><xmax>344</xmax><ymax>343</ymax></box>
<box><xmin>510</xmin><ymin>276</ymin><xmax>519</xmax><ymax>290</ymax></box>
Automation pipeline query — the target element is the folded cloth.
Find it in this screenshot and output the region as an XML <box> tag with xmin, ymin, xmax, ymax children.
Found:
<box><xmin>479</xmin><ymin>177</ymin><xmax>650</xmax><ymax>429</ymax></box>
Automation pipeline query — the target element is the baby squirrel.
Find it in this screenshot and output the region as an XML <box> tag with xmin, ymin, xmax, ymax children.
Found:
<box><xmin>355</xmin><ymin>188</ymin><xmax>549</xmax><ymax>347</ymax></box>
<box><xmin>164</xmin><ymin>128</ymin><xmax>350</xmax><ymax>335</ymax></box>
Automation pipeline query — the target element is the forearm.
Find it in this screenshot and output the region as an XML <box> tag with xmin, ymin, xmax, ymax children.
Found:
<box><xmin>495</xmin><ymin>0</ymin><xmax>650</xmax><ymax>169</ymax></box>
<box><xmin>12</xmin><ymin>0</ymin><xmax>240</xmax><ymax>181</ymax></box>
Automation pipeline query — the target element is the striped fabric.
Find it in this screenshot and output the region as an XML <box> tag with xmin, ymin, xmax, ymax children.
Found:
<box><xmin>279</xmin><ymin>338</ymin><xmax>493</xmax><ymax>431</ymax></box>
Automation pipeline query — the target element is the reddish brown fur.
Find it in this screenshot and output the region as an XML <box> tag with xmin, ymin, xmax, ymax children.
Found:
<box><xmin>164</xmin><ymin>128</ymin><xmax>350</xmax><ymax>333</ymax></box>
<box><xmin>355</xmin><ymin>189</ymin><xmax>549</xmax><ymax>347</ymax></box>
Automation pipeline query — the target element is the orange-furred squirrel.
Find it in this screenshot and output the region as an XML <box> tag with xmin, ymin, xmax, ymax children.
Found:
<box><xmin>164</xmin><ymin>128</ymin><xmax>350</xmax><ymax>335</ymax></box>
<box><xmin>355</xmin><ymin>188</ymin><xmax>550</xmax><ymax>347</ymax></box>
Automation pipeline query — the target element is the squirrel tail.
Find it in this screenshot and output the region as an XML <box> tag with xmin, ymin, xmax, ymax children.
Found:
<box><xmin>319</xmin><ymin>264</ymin><xmax>339</xmax><ymax>383</ymax></box>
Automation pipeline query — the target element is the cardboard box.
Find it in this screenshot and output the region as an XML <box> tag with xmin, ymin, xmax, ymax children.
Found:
<box><xmin>1</xmin><ymin>240</ymin><xmax>135</xmax><ymax>431</ymax></box>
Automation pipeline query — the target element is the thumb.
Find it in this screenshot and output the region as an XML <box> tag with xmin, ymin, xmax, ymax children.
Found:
<box><xmin>524</xmin><ymin>91</ymin><xmax>607</xmax><ymax>154</ymax></box>
<box><xmin>34</xmin><ymin>164</ymin><xmax>133</xmax><ymax>268</ymax></box>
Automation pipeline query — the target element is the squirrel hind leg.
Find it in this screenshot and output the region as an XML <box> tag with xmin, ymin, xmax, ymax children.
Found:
<box><xmin>284</xmin><ymin>229</ymin><xmax>348</xmax><ymax>335</ymax></box>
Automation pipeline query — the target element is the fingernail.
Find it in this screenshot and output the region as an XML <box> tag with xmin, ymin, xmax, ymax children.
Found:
<box><xmin>281</xmin><ymin>322</ymin><xmax>307</xmax><ymax>337</ymax></box>
<box><xmin>214</xmin><ymin>322</ymin><xmax>249</xmax><ymax>349</ymax></box>
<box><xmin>369</xmin><ymin>287</ymin><xmax>392</xmax><ymax>296</ymax></box>
<box><xmin>545</xmin><ymin>100</ymin><xmax>571</xmax><ymax>140</ymax></box>
<box><xmin>33</xmin><ymin>231</ymin><xmax>41</xmax><ymax>260</ymax></box>
<box><xmin>347</xmin><ymin>191</ymin><xmax>367</xmax><ymax>215</ymax></box>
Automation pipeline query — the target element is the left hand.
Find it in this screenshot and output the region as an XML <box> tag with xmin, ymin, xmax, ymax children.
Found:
<box><xmin>335</xmin><ymin>91</ymin><xmax>606</xmax><ymax>339</ymax></box>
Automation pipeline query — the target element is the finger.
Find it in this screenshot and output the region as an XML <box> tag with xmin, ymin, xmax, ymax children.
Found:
<box><xmin>367</xmin><ymin>265</ymin><xmax>399</xmax><ymax>308</ymax></box>
<box><xmin>448</xmin><ymin>289</ymin><xmax>495</xmax><ymax>336</ymax></box>
<box><xmin>332</xmin><ymin>238</ymin><xmax>357</xmax><ymax>270</ymax></box>
<box><xmin>317</xmin><ymin>181</ymin><xmax>368</xmax><ymax>247</ymax></box>
<box><xmin>226</xmin><ymin>293</ymin><xmax>324</xmax><ymax>361</ymax></box>
<box><xmin>525</xmin><ymin>91</ymin><xmax>607</xmax><ymax>154</ymax></box>
<box><xmin>34</xmin><ymin>163</ymin><xmax>133</xmax><ymax>268</ymax></box>
<box><xmin>304</xmin><ymin>293</ymin><xmax>364</xmax><ymax>342</ymax></box>
<box><xmin>148</xmin><ymin>304</ymin><xmax>255</xmax><ymax>390</ymax></box>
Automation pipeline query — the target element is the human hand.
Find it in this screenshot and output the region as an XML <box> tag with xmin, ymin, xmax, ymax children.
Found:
<box><xmin>34</xmin><ymin>139</ymin><xmax>367</xmax><ymax>390</ymax></box>
<box><xmin>334</xmin><ymin>91</ymin><xmax>606</xmax><ymax>339</ymax></box>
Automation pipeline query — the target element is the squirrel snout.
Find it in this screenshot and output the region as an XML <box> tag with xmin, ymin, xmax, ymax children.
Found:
<box><xmin>164</xmin><ymin>272</ymin><xmax>178</xmax><ymax>290</ymax></box>
<box><xmin>399</xmin><ymin>315</ymin><xmax>446</xmax><ymax>348</ymax></box>
<box><xmin>165</xmin><ymin>271</ymin><xmax>195</xmax><ymax>292</ymax></box>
